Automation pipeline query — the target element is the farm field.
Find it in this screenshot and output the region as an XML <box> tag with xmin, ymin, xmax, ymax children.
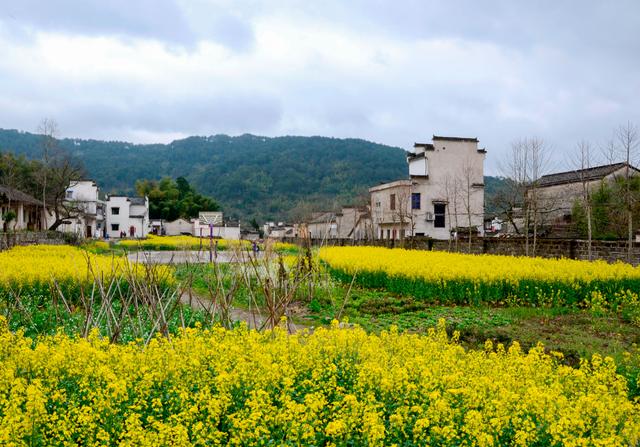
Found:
<box><xmin>0</xmin><ymin>242</ymin><xmax>639</xmax><ymax>445</ymax></box>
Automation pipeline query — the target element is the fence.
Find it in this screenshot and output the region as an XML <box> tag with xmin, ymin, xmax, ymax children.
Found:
<box><xmin>281</xmin><ymin>236</ymin><xmax>640</xmax><ymax>265</ymax></box>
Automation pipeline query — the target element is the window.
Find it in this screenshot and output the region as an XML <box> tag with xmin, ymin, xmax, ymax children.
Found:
<box><xmin>111</xmin><ymin>224</ymin><xmax>119</xmax><ymax>231</ymax></box>
<box><xmin>386</xmin><ymin>229</ymin><xmax>391</xmax><ymax>239</ymax></box>
<box><xmin>65</xmin><ymin>190</ymin><xmax>73</xmax><ymax>199</ymax></box>
<box><xmin>390</xmin><ymin>194</ymin><xmax>396</xmax><ymax>210</ymax></box>
<box><xmin>434</xmin><ymin>203</ymin><xmax>446</xmax><ymax>228</ymax></box>
<box><xmin>411</xmin><ymin>193</ymin><xmax>421</xmax><ymax>210</ymax></box>
<box><xmin>375</xmin><ymin>201</ymin><xmax>381</xmax><ymax>208</ymax></box>
<box><xmin>111</xmin><ymin>207</ymin><xmax>120</xmax><ymax>215</ymax></box>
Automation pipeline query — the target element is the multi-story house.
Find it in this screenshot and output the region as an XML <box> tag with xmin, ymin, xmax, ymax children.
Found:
<box><xmin>370</xmin><ymin>135</ymin><xmax>486</xmax><ymax>240</ymax></box>
<box><xmin>60</xmin><ymin>180</ymin><xmax>105</xmax><ymax>238</ymax></box>
<box><xmin>105</xmin><ymin>195</ymin><xmax>150</xmax><ymax>238</ymax></box>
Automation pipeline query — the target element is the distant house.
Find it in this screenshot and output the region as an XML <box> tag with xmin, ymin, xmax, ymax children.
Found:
<box><xmin>59</xmin><ymin>180</ymin><xmax>105</xmax><ymax>238</ymax></box>
<box><xmin>105</xmin><ymin>195</ymin><xmax>150</xmax><ymax>238</ymax></box>
<box><xmin>370</xmin><ymin>135</ymin><xmax>486</xmax><ymax>240</ymax></box>
<box><xmin>264</xmin><ymin>222</ymin><xmax>297</xmax><ymax>239</ymax></box>
<box><xmin>155</xmin><ymin>212</ymin><xmax>242</xmax><ymax>240</ymax></box>
<box><xmin>193</xmin><ymin>212</ymin><xmax>241</xmax><ymax>240</ymax></box>
<box><xmin>520</xmin><ymin>163</ymin><xmax>640</xmax><ymax>237</ymax></box>
<box><xmin>335</xmin><ymin>206</ymin><xmax>373</xmax><ymax>240</ymax></box>
<box><xmin>164</xmin><ymin>218</ymin><xmax>193</xmax><ymax>236</ymax></box>
<box><xmin>0</xmin><ymin>185</ymin><xmax>48</xmax><ymax>231</ymax></box>
<box><xmin>533</xmin><ymin>163</ymin><xmax>640</xmax><ymax>227</ymax></box>
<box><xmin>307</xmin><ymin>212</ymin><xmax>338</xmax><ymax>239</ymax></box>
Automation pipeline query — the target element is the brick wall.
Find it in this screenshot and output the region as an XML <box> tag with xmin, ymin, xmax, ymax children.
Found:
<box><xmin>281</xmin><ymin>236</ymin><xmax>640</xmax><ymax>265</ymax></box>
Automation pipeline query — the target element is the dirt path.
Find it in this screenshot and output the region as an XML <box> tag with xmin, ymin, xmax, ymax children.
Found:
<box><xmin>179</xmin><ymin>290</ymin><xmax>312</xmax><ymax>333</ymax></box>
<box><xmin>128</xmin><ymin>250</ymin><xmax>263</xmax><ymax>264</ymax></box>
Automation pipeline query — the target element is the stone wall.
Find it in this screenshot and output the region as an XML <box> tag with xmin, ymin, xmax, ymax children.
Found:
<box><xmin>0</xmin><ymin>231</ymin><xmax>75</xmax><ymax>251</ymax></box>
<box><xmin>280</xmin><ymin>236</ymin><xmax>640</xmax><ymax>265</ymax></box>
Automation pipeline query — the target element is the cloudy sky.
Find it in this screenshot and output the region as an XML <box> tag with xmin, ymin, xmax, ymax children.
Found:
<box><xmin>0</xmin><ymin>1</ymin><xmax>639</xmax><ymax>173</ymax></box>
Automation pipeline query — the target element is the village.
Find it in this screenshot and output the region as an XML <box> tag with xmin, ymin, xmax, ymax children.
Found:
<box><xmin>1</xmin><ymin>2</ymin><xmax>640</xmax><ymax>443</ymax></box>
<box><xmin>2</xmin><ymin>132</ymin><xmax>640</xmax><ymax>265</ymax></box>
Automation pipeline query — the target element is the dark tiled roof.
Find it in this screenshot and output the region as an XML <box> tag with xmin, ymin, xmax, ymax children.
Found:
<box><xmin>0</xmin><ymin>185</ymin><xmax>43</xmax><ymax>206</ymax></box>
<box><xmin>129</xmin><ymin>197</ymin><xmax>146</xmax><ymax>206</ymax></box>
<box><xmin>308</xmin><ymin>212</ymin><xmax>336</xmax><ymax>224</ymax></box>
<box><xmin>407</xmin><ymin>151</ymin><xmax>426</xmax><ymax>160</ymax></box>
<box><xmin>413</xmin><ymin>143</ymin><xmax>435</xmax><ymax>150</ymax></box>
<box><xmin>538</xmin><ymin>163</ymin><xmax>638</xmax><ymax>187</ymax></box>
<box><xmin>433</xmin><ymin>135</ymin><xmax>479</xmax><ymax>143</ymax></box>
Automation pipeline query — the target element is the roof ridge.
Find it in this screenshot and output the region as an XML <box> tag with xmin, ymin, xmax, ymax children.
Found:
<box><xmin>539</xmin><ymin>162</ymin><xmax>627</xmax><ymax>179</ymax></box>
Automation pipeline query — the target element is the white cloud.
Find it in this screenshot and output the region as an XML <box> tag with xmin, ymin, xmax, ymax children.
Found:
<box><xmin>0</xmin><ymin>1</ymin><xmax>638</xmax><ymax>175</ymax></box>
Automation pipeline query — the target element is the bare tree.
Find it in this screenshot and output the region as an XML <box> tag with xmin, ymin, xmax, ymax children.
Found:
<box><xmin>497</xmin><ymin>139</ymin><xmax>529</xmax><ymax>242</ymax></box>
<box><xmin>46</xmin><ymin>154</ymin><xmax>86</xmax><ymax>231</ymax></box>
<box><xmin>525</xmin><ymin>137</ymin><xmax>552</xmax><ymax>256</ymax></box>
<box><xmin>390</xmin><ymin>187</ymin><xmax>413</xmax><ymax>244</ymax></box>
<box><xmin>37</xmin><ymin>118</ymin><xmax>59</xmax><ymax>230</ymax></box>
<box><xmin>0</xmin><ymin>153</ymin><xmax>20</xmax><ymax>208</ymax></box>
<box><xmin>601</xmin><ymin>138</ymin><xmax>618</xmax><ymax>165</ymax></box>
<box><xmin>441</xmin><ymin>174</ymin><xmax>458</xmax><ymax>251</ymax></box>
<box><xmin>617</xmin><ymin>121</ymin><xmax>639</xmax><ymax>261</ymax></box>
<box><xmin>570</xmin><ymin>140</ymin><xmax>594</xmax><ymax>259</ymax></box>
<box><xmin>458</xmin><ymin>157</ymin><xmax>478</xmax><ymax>251</ymax></box>
<box><xmin>498</xmin><ymin>138</ymin><xmax>551</xmax><ymax>256</ymax></box>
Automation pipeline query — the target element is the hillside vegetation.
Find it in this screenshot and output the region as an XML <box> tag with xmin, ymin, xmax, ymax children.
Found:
<box><xmin>0</xmin><ymin>129</ymin><xmax>505</xmax><ymax>221</ymax></box>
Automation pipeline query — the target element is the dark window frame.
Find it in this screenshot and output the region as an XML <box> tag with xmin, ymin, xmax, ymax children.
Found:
<box><xmin>411</xmin><ymin>192</ymin><xmax>421</xmax><ymax>210</ymax></box>
<box><xmin>111</xmin><ymin>207</ymin><xmax>120</xmax><ymax>215</ymax></box>
<box><xmin>434</xmin><ymin>203</ymin><xmax>446</xmax><ymax>228</ymax></box>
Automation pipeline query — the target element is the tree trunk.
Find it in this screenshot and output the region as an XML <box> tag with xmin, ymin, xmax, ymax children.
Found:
<box><xmin>524</xmin><ymin>203</ymin><xmax>530</xmax><ymax>257</ymax></box>
<box><xmin>586</xmin><ymin>202</ymin><xmax>593</xmax><ymax>260</ymax></box>
<box><xmin>628</xmin><ymin>209</ymin><xmax>633</xmax><ymax>262</ymax></box>
<box><xmin>48</xmin><ymin>219</ymin><xmax>64</xmax><ymax>232</ymax></box>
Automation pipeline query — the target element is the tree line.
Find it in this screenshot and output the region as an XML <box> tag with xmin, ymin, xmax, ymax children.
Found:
<box><xmin>0</xmin><ymin>120</ymin><xmax>85</xmax><ymax>231</ymax></box>
<box><xmin>1</xmin><ymin>119</ymin><xmax>220</xmax><ymax>231</ymax></box>
<box><xmin>135</xmin><ymin>177</ymin><xmax>220</xmax><ymax>221</ymax></box>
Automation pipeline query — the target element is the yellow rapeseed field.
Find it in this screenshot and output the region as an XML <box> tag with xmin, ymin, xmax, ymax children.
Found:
<box><xmin>0</xmin><ymin>244</ymin><xmax>127</xmax><ymax>287</ymax></box>
<box><xmin>0</xmin><ymin>320</ymin><xmax>637</xmax><ymax>446</ymax></box>
<box><xmin>118</xmin><ymin>235</ymin><xmax>249</xmax><ymax>251</ymax></box>
<box><xmin>319</xmin><ymin>246</ymin><xmax>640</xmax><ymax>306</ymax></box>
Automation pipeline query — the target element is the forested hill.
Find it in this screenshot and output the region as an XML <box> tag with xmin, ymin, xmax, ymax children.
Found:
<box><xmin>0</xmin><ymin>129</ymin><xmax>411</xmax><ymax>221</ymax></box>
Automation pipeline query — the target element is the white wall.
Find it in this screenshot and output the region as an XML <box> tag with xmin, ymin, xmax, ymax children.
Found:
<box><xmin>370</xmin><ymin>137</ymin><xmax>485</xmax><ymax>240</ymax></box>
<box><xmin>59</xmin><ymin>180</ymin><xmax>102</xmax><ymax>238</ymax></box>
<box><xmin>164</xmin><ymin>218</ymin><xmax>194</xmax><ymax>236</ymax></box>
<box><xmin>193</xmin><ymin>220</ymin><xmax>241</xmax><ymax>240</ymax></box>
<box><xmin>105</xmin><ymin>196</ymin><xmax>130</xmax><ymax>238</ymax></box>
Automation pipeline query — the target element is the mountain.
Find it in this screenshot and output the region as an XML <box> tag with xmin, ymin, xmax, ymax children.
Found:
<box><xmin>0</xmin><ymin>128</ymin><xmax>507</xmax><ymax>222</ymax></box>
<box><xmin>0</xmin><ymin>129</ymin><xmax>409</xmax><ymax>221</ymax></box>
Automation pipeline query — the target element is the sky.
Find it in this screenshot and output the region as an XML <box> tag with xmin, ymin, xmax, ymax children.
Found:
<box><xmin>0</xmin><ymin>1</ymin><xmax>639</xmax><ymax>174</ymax></box>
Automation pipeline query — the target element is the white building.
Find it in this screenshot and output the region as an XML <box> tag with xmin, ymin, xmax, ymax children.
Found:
<box><xmin>164</xmin><ymin>218</ymin><xmax>194</xmax><ymax>236</ymax></box>
<box><xmin>155</xmin><ymin>212</ymin><xmax>242</xmax><ymax>240</ymax></box>
<box><xmin>370</xmin><ymin>135</ymin><xmax>486</xmax><ymax>240</ymax></box>
<box><xmin>193</xmin><ymin>220</ymin><xmax>241</xmax><ymax>240</ymax></box>
<box><xmin>59</xmin><ymin>180</ymin><xmax>105</xmax><ymax>238</ymax></box>
<box><xmin>105</xmin><ymin>195</ymin><xmax>150</xmax><ymax>238</ymax></box>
